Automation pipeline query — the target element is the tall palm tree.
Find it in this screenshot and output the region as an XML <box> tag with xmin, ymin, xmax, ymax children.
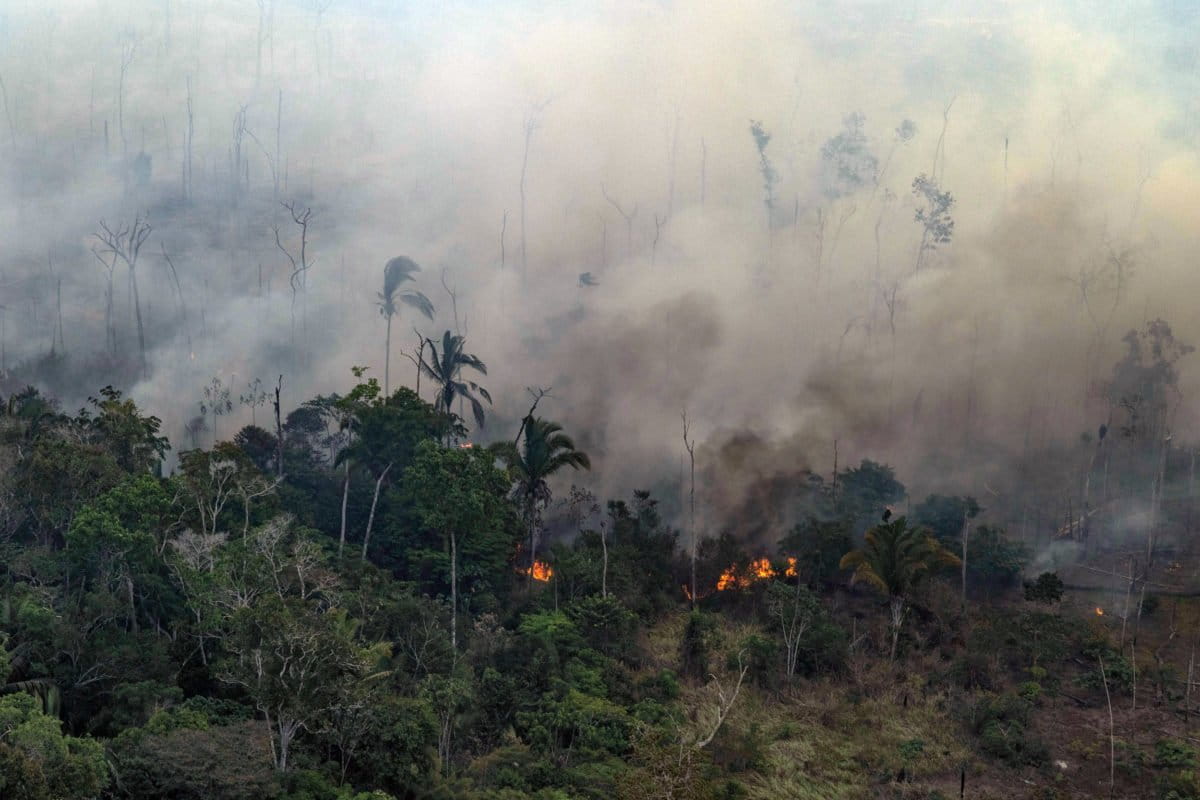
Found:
<box><xmin>419</xmin><ymin>331</ymin><xmax>491</xmax><ymax>443</ymax></box>
<box><xmin>378</xmin><ymin>256</ymin><xmax>434</xmax><ymax>395</ymax></box>
<box><xmin>497</xmin><ymin>417</ymin><xmax>591</xmax><ymax>578</ymax></box>
<box><xmin>839</xmin><ymin>517</ymin><xmax>959</xmax><ymax>660</ymax></box>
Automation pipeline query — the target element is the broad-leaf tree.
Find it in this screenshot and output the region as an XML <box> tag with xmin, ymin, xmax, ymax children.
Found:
<box><xmin>403</xmin><ymin>441</ymin><xmax>517</xmax><ymax>651</ymax></box>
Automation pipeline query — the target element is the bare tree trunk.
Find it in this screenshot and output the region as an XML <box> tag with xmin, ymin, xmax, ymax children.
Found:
<box><xmin>600</xmin><ymin>522</ymin><xmax>608</xmax><ymax>598</ymax></box>
<box><xmin>889</xmin><ymin>597</ymin><xmax>904</xmax><ymax>661</ymax></box>
<box><xmin>1149</xmin><ymin>434</ymin><xmax>1171</xmax><ymax>566</ymax></box>
<box><xmin>1098</xmin><ymin>654</ymin><xmax>1115</xmax><ymax>799</ymax></box>
<box><xmin>131</xmin><ymin>266</ymin><xmax>147</xmax><ymax>377</ymax></box>
<box><xmin>273</xmin><ymin>376</ymin><xmax>284</xmax><ymax>478</ymax></box>
<box><xmin>1120</xmin><ymin>557</ymin><xmax>1134</xmax><ymax>649</ymax></box>
<box><xmin>338</xmin><ymin>461</ymin><xmax>350</xmax><ymax>557</ymax></box>
<box><xmin>682</xmin><ymin>411</ymin><xmax>696</xmax><ymax>608</ymax></box>
<box><xmin>450</xmin><ymin>530</ymin><xmax>458</xmax><ymax>651</ymax></box>
<box><xmin>1187</xmin><ymin>633</ymin><xmax>1196</xmax><ymax>731</ymax></box>
<box><xmin>1188</xmin><ymin>448</ymin><xmax>1196</xmax><ymax>538</ymax></box>
<box><xmin>384</xmin><ymin>313</ymin><xmax>392</xmax><ymax>395</ymax></box>
<box><xmin>361</xmin><ymin>463</ymin><xmax>392</xmax><ymax>560</ymax></box>
<box><xmin>960</xmin><ymin>510</ymin><xmax>970</xmax><ymax>613</ymax></box>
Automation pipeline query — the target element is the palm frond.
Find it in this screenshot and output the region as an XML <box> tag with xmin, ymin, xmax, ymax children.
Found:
<box><xmin>459</xmin><ymin>353</ymin><xmax>488</xmax><ymax>375</ymax></box>
<box><xmin>467</xmin><ymin>395</ymin><xmax>487</xmax><ymax>428</ymax></box>
<box><xmin>400</xmin><ymin>291</ymin><xmax>435</xmax><ymax>320</ymax></box>
<box><xmin>383</xmin><ymin>256</ymin><xmax>421</xmax><ymax>298</ymax></box>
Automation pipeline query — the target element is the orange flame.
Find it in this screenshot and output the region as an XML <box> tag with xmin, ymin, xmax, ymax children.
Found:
<box><xmin>716</xmin><ymin>566</ymin><xmax>739</xmax><ymax>591</ymax></box>
<box><xmin>750</xmin><ymin>557</ymin><xmax>775</xmax><ymax>579</ymax></box>
<box><xmin>1095</xmin><ymin>607</ymin><xmax>1104</xmax><ymax>616</ymax></box>
<box><xmin>715</xmin><ymin>558</ymin><xmax>792</xmax><ymax>592</ymax></box>
<box><xmin>524</xmin><ymin>560</ymin><xmax>553</xmax><ymax>582</ymax></box>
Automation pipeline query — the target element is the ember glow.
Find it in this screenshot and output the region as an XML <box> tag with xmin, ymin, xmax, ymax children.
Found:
<box><xmin>1095</xmin><ymin>607</ymin><xmax>1104</xmax><ymax>616</ymax></box>
<box><xmin>524</xmin><ymin>561</ymin><xmax>553</xmax><ymax>582</ymax></box>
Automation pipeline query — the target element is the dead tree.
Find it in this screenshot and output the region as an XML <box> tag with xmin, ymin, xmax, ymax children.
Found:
<box><xmin>184</xmin><ymin>77</ymin><xmax>194</xmax><ymax>200</ymax></box>
<box><xmin>519</xmin><ymin>101</ymin><xmax>549</xmax><ymax>279</ymax></box>
<box><xmin>273</xmin><ymin>375</ymin><xmax>284</xmax><ymax>477</ymax></box>
<box><xmin>118</xmin><ymin>36</ymin><xmax>137</xmax><ymax>160</ymax></box>
<box><xmin>682</xmin><ymin>410</ymin><xmax>697</xmax><ymax>609</ymax></box>
<box><xmin>274</xmin><ymin>201</ymin><xmax>314</xmax><ymax>363</ymax></box>
<box><xmin>0</xmin><ymin>72</ymin><xmax>15</xmax><ymax>149</ymax></box>
<box><xmin>160</xmin><ymin>243</ymin><xmax>192</xmax><ymax>356</ymax></box>
<box><xmin>91</xmin><ymin>246</ymin><xmax>119</xmax><ymax>355</ymax></box>
<box><xmin>931</xmin><ymin>96</ymin><xmax>956</xmax><ymax>182</ymax></box>
<box><xmin>499</xmin><ymin>210</ymin><xmax>508</xmax><ymax>269</ymax></box>
<box><xmin>601</xmin><ymin>184</ymin><xmax>638</xmax><ymax>261</ymax></box>
<box><xmin>693</xmin><ymin>650</ymin><xmax>749</xmax><ymax>750</ymax></box>
<box><xmin>95</xmin><ymin>217</ymin><xmax>152</xmax><ymax>376</ymax></box>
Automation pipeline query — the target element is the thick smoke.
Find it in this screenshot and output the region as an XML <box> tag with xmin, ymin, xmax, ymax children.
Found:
<box><xmin>1</xmin><ymin>0</ymin><xmax>1199</xmax><ymax>543</ymax></box>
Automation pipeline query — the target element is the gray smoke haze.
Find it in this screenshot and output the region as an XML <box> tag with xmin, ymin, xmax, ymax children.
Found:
<box><xmin>2</xmin><ymin>0</ymin><xmax>1199</xmax><ymax>537</ymax></box>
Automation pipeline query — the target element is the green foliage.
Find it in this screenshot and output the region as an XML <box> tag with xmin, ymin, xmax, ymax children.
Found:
<box><xmin>970</xmin><ymin>693</ymin><xmax>1048</xmax><ymax>767</ymax></box>
<box><xmin>344</xmin><ymin>696</ymin><xmax>438</xmax><ymax>795</ymax></box>
<box><xmin>601</xmin><ymin>491</ymin><xmax>678</xmax><ymax>618</ymax></box>
<box><xmin>419</xmin><ymin>331</ymin><xmax>492</xmax><ymax>433</ymax></box>
<box><xmin>1024</xmin><ymin>572</ymin><xmax>1065</xmax><ymax>604</ymax></box>
<box><xmin>0</xmin><ymin>693</ymin><xmax>108</xmax><ymax>799</ymax></box>
<box><xmin>734</xmin><ymin>633</ymin><xmax>779</xmax><ymax>689</ymax></box>
<box><xmin>778</xmin><ymin>518</ymin><xmax>851</xmax><ymax>587</ymax></box>
<box><xmin>110</xmin><ymin>719</ymin><xmax>278</xmax><ymax>800</ymax></box>
<box><xmin>566</xmin><ymin>595</ymin><xmax>638</xmax><ymax>660</ymax></box>
<box><xmin>911</xmin><ymin>494</ymin><xmax>980</xmax><ymax>548</ymax></box>
<box><xmin>680</xmin><ymin>611</ymin><xmax>721</xmax><ymax>680</ymax></box>
<box><xmin>1077</xmin><ymin>648</ymin><xmax>1135</xmax><ymax>695</ymax></box>
<box><xmin>1017</xmin><ymin>681</ymin><xmax>1042</xmax><ymax>704</ymax></box>
<box><xmin>966</xmin><ymin>526</ymin><xmax>1028</xmax><ymax>589</ymax></box>
<box><xmin>897</xmin><ymin>737</ymin><xmax>925</xmax><ymax>765</ymax></box>
<box><xmin>1159</xmin><ymin>769</ymin><xmax>1200</xmax><ymax>800</ymax></box>
<box><xmin>839</xmin><ymin>517</ymin><xmax>960</xmax><ymax>599</ymax></box>
<box><xmin>0</xmin><ymin>741</ymin><xmax>51</xmax><ymax>800</ymax></box>
<box><xmin>1159</xmin><ymin>739</ymin><xmax>1199</xmax><ymax>768</ymax></box>
<box><xmin>834</xmin><ymin>460</ymin><xmax>906</xmax><ymax>535</ymax></box>
<box><xmin>403</xmin><ymin>439</ymin><xmax>522</xmax><ymax>610</ymax></box>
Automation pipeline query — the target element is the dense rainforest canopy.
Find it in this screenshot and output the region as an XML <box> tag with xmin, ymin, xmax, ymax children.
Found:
<box><xmin>0</xmin><ymin>357</ymin><xmax>1197</xmax><ymax>800</ymax></box>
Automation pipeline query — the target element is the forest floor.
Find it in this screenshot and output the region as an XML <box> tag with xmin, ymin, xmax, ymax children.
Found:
<box><xmin>636</xmin><ymin>582</ymin><xmax>1200</xmax><ymax>800</ymax></box>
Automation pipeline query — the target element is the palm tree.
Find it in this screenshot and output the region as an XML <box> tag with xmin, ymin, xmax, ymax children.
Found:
<box><xmin>497</xmin><ymin>417</ymin><xmax>591</xmax><ymax>579</ymax></box>
<box><xmin>419</xmin><ymin>331</ymin><xmax>491</xmax><ymax>443</ymax></box>
<box><xmin>378</xmin><ymin>256</ymin><xmax>434</xmax><ymax>396</ymax></box>
<box><xmin>839</xmin><ymin>517</ymin><xmax>959</xmax><ymax>660</ymax></box>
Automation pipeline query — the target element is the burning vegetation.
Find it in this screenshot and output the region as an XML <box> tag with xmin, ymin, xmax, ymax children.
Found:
<box><xmin>712</xmin><ymin>557</ymin><xmax>798</xmax><ymax>593</ymax></box>
<box><xmin>524</xmin><ymin>560</ymin><xmax>554</xmax><ymax>582</ymax></box>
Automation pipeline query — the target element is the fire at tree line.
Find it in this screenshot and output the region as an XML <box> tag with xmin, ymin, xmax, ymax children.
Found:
<box><xmin>0</xmin><ymin>290</ymin><xmax>1197</xmax><ymax>800</ymax></box>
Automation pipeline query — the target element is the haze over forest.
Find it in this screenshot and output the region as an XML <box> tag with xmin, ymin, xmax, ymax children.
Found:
<box><xmin>2</xmin><ymin>0</ymin><xmax>1196</xmax><ymax>526</ymax></box>
<box><xmin>6</xmin><ymin>3</ymin><xmax>1200</xmax><ymax>799</ymax></box>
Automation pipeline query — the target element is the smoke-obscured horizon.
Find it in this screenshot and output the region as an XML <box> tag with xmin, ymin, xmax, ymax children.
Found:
<box><xmin>2</xmin><ymin>0</ymin><xmax>1199</xmax><ymax>545</ymax></box>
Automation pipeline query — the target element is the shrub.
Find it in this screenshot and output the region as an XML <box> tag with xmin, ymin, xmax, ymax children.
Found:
<box><xmin>948</xmin><ymin>651</ymin><xmax>996</xmax><ymax>691</ymax></box>
<box><xmin>1024</xmin><ymin>572</ymin><xmax>1064</xmax><ymax>604</ymax></box>
<box><xmin>1158</xmin><ymin>770</ymin><xmax>1200</xmax><ymax>800</ymax></box>
<box><xmin>680</xmin><ymin>612</ymin><xmax>721</xmax><ymax>680</ymax></box>
<box><xmin>971</xmin><ymin>693</ymin><xmax>1048</xmax><ymax>767</ymax></box>
<box><xmin>1159</xmin><ymin>739</ymin><xmax>1199</xmax><ymax>769</ymax></box>
<box><xmin>1017</xmin><ymin>681</ymin><xmax>1042</xmax><ymax>703</ymax></box>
